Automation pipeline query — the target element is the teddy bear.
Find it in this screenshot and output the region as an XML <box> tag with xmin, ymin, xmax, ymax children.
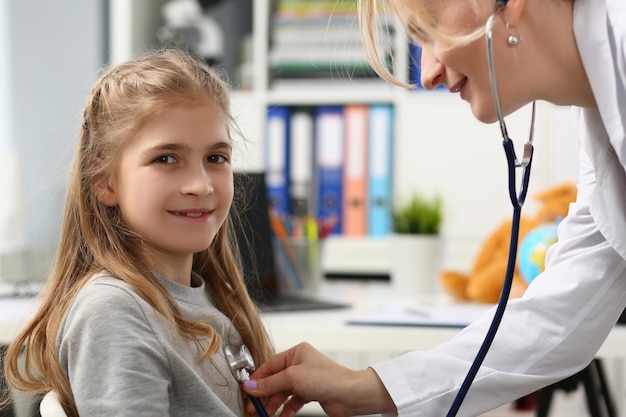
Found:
<box><xmin>439</xmin><ymin>182</ymin><xmax>578</xmax><ymax>304</ymax></box>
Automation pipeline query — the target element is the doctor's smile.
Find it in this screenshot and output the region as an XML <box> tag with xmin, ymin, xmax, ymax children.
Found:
<box><xmin>449</xmin><ymin>78</ymin><xmax>467</xmax><ymax>94</ymax></box>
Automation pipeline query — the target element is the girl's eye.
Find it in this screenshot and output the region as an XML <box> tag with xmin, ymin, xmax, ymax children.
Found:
<box><xmin>154</xmin><ymin>155</ymin><xmax>177</xmax><ymax>164</ymax></box>
<box><xmin>208</xmin><ymin>154</ymin><xmax>229</xmax><ymax>164</ymax></box>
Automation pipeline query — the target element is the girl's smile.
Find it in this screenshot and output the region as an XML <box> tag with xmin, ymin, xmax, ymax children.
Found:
<box><xmin>169</xmin><ymin>209</ymin><xmax>216</xmax><ymax>220</ymax></box>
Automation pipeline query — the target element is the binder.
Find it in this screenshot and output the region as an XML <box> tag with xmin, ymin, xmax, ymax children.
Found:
<box><xmin>342</xmin><ymin>105</ymin><xmax>368</xmax><ymax>236</ymax></box>
<box><xmin>314</xmin><ymin>106</ymin><xmax>344</xmax><ymax>235</ymax></box>
<box><xmin>265</xmin><ymin>106</ymin><xmax>291</xmax><ymax>216</ymax></box>
<box><xmin>367</xmin><ymin>104</ymin><xmax>393</xmax><ymax>236</ymax></box>
<box><xmin>289</xmin><ymin>108</ymin><xmax>314</xmax><ymax>217</ymax></box>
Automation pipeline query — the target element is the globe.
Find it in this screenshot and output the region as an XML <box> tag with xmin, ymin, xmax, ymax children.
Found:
<box><xmin>518</xmin><ymin>223</ymin><xmax>558</xmax><ymax>283</ymax></box>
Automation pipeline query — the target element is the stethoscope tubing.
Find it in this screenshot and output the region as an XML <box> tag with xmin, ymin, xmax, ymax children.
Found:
<box><xmin>445</xmin><ymin>9</ymin><xmax>535</xmax><ymax>417</ymax></box>
<box><xmin>250</xmin><ymin>396</ymin><xmax>270</xmax><ymax>417</ymax></box>
<box><xmin>505</xmin><ymin>140</ymin><xmax>533</xmax><ymax>209</ymax></box>
<box><xmin>446</xmin><ymin>145</ymin><xmax>532</xmax><ymax>417</ymax></box>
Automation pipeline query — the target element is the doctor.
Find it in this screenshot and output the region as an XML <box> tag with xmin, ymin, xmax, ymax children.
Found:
<box><xmin>242</xmin><ymin>0</ymin><xmax>626</xmax><ymax>415</ymax></box>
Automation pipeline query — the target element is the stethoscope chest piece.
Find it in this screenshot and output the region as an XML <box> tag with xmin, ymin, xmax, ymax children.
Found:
<box><xmin>224</xmin><ymin>343</ymin><xmax>256</xmax><ymax>383</ymax></box>
<box><xmin>223</xmin><ymin>343</ymin><xmax>271</xmax><ymax>417</ymax></box>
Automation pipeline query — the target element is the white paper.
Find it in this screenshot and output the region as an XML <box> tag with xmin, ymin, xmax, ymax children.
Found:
<box><xmin>349</xmin><ymin>301</ymin><xmax>495</xmax><ymax>328</ymax></box>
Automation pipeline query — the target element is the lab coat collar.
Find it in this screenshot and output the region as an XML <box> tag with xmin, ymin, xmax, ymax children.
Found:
<box><xmin>574</xmin><ymin>0</ymin><xmax>626</xmax><ymax>166</ymax></box>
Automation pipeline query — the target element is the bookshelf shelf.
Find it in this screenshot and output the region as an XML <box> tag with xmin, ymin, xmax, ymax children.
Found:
<box><xmin>265</xmin><ymin>87</ymin><xmax>399</xmax><ymax>106</ymax></box>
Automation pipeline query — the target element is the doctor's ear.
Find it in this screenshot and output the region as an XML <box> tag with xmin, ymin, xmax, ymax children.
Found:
<box><xmin>501</xmin><ymin>0</ymin><xmax>525</xmax><ymax>27</ymax></box>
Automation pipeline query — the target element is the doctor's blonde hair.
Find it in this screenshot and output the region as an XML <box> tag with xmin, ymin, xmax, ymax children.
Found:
<box><xmin>2</xmin><ymin>48</ymin><xmax>274</xmax><ymax>416</ymax></box>
<box><xmin>359</xmin><ymin>0</ymin><xmax>506</xmax><ymax>86</ymax></box>
<box><xmin>359</xmin><ymin>0</ymin><xmax>575</xmax><ymax>87</ymax></box>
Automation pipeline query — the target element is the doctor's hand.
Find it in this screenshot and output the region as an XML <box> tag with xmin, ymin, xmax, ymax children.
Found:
<box><xmin>242</xmin><ymin>342</ymin><xmax>396</xmax><ymax>417</ymax></box>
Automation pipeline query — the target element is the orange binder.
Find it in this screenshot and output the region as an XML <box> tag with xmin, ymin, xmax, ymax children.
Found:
<box><xmin>342</xmin><ymin>105</ymin><xmax>368</xmax><ymax>236</ymax></box>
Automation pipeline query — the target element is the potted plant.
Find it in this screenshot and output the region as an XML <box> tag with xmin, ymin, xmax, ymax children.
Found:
<box><xmin>390</xmin><ymin>192</ymin><xmax>444</xmax><ymax>297</ymax></box>
<box><xmin>392</xmin><ymin>193</ymin><xmax>443</xmax><ymax>235</ymax></box>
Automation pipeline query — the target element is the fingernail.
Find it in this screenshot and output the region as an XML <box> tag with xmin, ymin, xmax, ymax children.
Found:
<box><xmin>243</xmin><ymin>380</ymin><xmax>258</xmax><ymax>390</ymax></box>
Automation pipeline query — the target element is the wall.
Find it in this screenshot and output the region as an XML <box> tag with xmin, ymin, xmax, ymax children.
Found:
<box><xmin>0</xmin><ymin>0</ymin><xmax>105</xmax><ymax>281</ymax></box>
<box><xmin>393</xmin><ymin>96</ymin><xmax>580</xmax><ymax>270</ymax></box>
<box><xmin>109</xmin><ymin>0</ymin><xmax>168</xmax><ymax>64</ymax></box>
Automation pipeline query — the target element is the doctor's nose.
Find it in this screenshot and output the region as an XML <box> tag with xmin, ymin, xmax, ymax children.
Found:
<box><xmin>420</xmin><ymin>46</ymin><xmax>445</xmax><ymax>90</ymax></box>
<box><xmin>181</xmin><ymin>166</ymin><xmax>214</xmax><ymax>197</ymax></box>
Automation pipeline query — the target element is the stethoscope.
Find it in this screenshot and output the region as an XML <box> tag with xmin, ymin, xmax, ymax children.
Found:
<box><xmin>446</xmin><ymin>3</ymin><xmax>535</xmax><ymax>417</ymax></box>
<box><xmin>224</xmin><ymin>343</ymin><xmax>271</xmax><ymax>417</ymax></box>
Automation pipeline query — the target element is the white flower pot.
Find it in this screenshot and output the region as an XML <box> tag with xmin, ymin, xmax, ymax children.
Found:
<box><xmin>390</xmin><ymin>234</ymin><xmax>443</xmax><ymax>297</ymax></box>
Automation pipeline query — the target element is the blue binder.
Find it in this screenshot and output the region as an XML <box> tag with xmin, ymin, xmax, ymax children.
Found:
<box><xmin>367</xmin><ymin>104</ymin><xmax>393</xmax><ymax>236</ymax></box>
<box><xmin>265</xmin><ymin>106</ymin><xmax>291</xmax><ymax>216</ymax></box>
<box><xmin>314</xmin><ymin>106</ymin><xmax>344</xmax><ymax>234</ymax></box>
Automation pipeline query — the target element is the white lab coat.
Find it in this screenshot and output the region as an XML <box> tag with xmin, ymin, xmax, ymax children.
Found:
<box><xmin>372</xmin><ymin>0</ymin><xmax>626</xmax><ymax>415</ymax></box>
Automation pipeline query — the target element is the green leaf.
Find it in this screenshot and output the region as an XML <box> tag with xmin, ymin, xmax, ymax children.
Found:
<box><xmin>392</xmin><ymin>192</ymin><xmax>443</xmax><ymax>235</ymax></box>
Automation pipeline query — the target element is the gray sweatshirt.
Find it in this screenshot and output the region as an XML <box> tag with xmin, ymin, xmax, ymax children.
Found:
<box><xmin>57</xmin><ymin>270</ymin><xmax>245</xmax><ymax>416</ymax></box>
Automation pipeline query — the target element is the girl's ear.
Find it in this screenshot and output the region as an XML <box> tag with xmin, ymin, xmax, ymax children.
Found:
<box><xmin>504</xmin><ymin>0</ymin><xmax>525</xmax><ymax>27</ymax></box>
<box><xmin>94</xmin><ymin>169</ymin><xmax>118</xmax><ymax>207</ymax></box>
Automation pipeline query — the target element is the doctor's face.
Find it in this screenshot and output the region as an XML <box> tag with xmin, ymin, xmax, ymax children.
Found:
<box><xmin>415</xmin><ymin>1</ymin><xmax>527</xmax><ymax>123</ymax></box>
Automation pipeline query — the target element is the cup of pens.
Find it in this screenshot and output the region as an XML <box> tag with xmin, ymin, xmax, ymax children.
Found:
<box><xmin>274</xmin><ymin>237</ymin><xmax>321</xmax><ymax>293</ymax></box>
<box><xmin>270</xmin><ymin>213</ymin><xmax>336</xmax><ymax>294</ymax></box>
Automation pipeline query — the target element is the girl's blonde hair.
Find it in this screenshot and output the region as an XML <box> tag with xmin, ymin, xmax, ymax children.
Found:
<box><xmin>358</xmin><ymin>0</ymin><xmax>493</xmax><ymax>86</ymax></box>
<box><xmin>2</xmin><ymin>48</ymin><xmax>274</xmax><ymax>416</ymax></box>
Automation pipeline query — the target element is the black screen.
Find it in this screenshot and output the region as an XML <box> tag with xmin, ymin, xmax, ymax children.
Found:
<box><xmin>232</xmin><ymin>172</ymin><xmax>279</xmax><ymax>304</ymax></box>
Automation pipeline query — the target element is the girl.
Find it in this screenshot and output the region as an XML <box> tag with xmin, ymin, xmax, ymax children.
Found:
<box><xmin>3</xmin><ymin>48</ymin><xmax>274</xmax><ymax>416</ymax></box>
<box><xmin>243</xmin><ymin>0</ymin><xmax>626</xmax><ymax>416</ymax></box>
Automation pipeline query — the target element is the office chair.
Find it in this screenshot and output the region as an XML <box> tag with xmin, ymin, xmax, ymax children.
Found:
<box><xmin>39</xmin><ymin>391</ymin><xmax>67</xmax><ymax>417</ymax></box>
<box><xmin>536</xmin><ymin>358</ymin><xmax>616</xmax><ymax>417</ymax></box>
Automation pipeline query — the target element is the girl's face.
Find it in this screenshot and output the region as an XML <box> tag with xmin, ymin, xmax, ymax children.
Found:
<box><xmin>417</xmin><ymin>2</ymin><xmax>528</xmax><ymax>123</ymax></box>
<box><xmin>105</xmin><ymin>99</ymin><xmax>233</xmax><ymax>273</ymax></box>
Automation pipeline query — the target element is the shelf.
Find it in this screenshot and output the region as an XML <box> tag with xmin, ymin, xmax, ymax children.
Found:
<box><xmin>232</xmin><ymin>82</ymin><xmax>403</xmax><ymax>106</ymax></box>
<box><xmin>269</xmin><ymin>85</ymin><xmax>399</xmax><ymax>106</ymax></box>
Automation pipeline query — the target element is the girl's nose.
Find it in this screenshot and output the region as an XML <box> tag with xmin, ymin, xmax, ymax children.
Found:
<box><xmin>420</xmin><ymin>46</ymin><xmax>445</xmax><ymax>90</ymax></box>
<box><xmin>181</xmin><ymin>166</ymin><xmax>214</xmax><ymax>197</ymax></box>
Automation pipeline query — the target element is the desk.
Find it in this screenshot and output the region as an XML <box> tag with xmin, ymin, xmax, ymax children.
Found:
<box><xmin>3</xmin><ymin>287</ymin><xmax>626</xmax><ymax>416</ymax></box>
<box><xmin>264</xmin><ymin>308</ymin><xmax>626</xmax><ymax>359</ymax></box>
<box><xmin>5</xmin><ymin>285</ymin><xmax>626</xmax><ymax>357</ymax></box>
<box><xmin>263</xmin><ymin>305</ymin><xmax>460</xmax><ymax>354</ymax></box>
<box><xmin>4</xmin><ymin>287</ymin><xmax>626</xmax><ymax>362</ymax></box>
<box><xmin>261</xmin><ymin>283</ymin><xmax>626</xmax><ymax>359</ymax></box>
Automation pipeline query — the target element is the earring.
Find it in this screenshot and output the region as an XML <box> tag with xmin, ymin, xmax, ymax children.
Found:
<box><xmin>507</xmin><ymin>35</ymin><xmax>520</xmax><ymax>46</ymax></box>
<box><xmin>505</xmin><ymin>22</ymin><xmax>521</xmax><ymax>46</ymax></box>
